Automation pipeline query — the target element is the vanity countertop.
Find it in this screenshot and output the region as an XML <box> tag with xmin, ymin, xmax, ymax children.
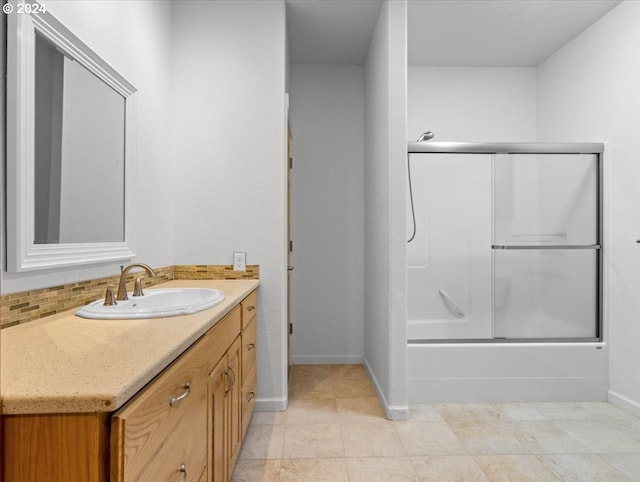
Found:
<box><xmin>0</xmin><ymin>279</ymin><xmax>259</xmax><ymax>415</ymax></box>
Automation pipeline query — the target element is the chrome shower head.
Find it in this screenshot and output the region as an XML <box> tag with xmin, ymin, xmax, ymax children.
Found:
<box><xmin>417</xmin><ymin>131</ymin><xmax>435</xmax><ymax>142</ymax></box>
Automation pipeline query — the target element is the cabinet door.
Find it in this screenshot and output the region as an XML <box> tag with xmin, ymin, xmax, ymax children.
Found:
<box><xmin>227</xmin><ymin>336</ymin><xmax>243</xmax><ymax>471</ymax></box>
<box><xmin>208</xmin><ymin>357</ymin><xmax>228</xmax><ymax>482</ymax></box>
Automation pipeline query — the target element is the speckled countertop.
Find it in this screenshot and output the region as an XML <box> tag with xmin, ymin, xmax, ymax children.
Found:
<box><xmin>0</xmin><ymin>279</ymin><xmax>259</xmax><ymax>415</ymax></box>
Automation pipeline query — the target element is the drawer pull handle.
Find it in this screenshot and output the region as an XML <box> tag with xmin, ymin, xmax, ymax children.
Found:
<box><xmin>247</xmin><ymin>391</ymin><xmax>256</xmax><ymax>401</ymax></box>
<box><xmin>247</xmin><ymin>343</ymin><xmax>256</xmax><ymax>351</ymax></box>
<box><xmin>247</xmin><ymin>306</ymin><xmax>256</xmax><ymax>312</ymax></box>
<box><xmin>169</xmin><ymin>382</ymin><xmax>191</xmax><ymax>407</ymax></box>
<box><xmin>179</xmin><ymin>463</ymin><xmax>187</xmax><ymax>482</ymax></box>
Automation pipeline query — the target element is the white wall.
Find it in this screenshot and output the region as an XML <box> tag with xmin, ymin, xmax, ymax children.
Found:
<box><xmin>170</xmin><ymin>0</ymin><xmax>287</xmax><ymax>410</ymax></box>
<box><xmin>408</xmin><ymin>67</ymin><xmax>537</xmax><ymax>142</ymax></box>
<box><xmin>363</xmin><ymin>0</ymin><xmax>408</xmax><ymax>420</ymax></box>
<box><xmin>536</xmin><ymin>0</ymin><xmax>640</xmax><ymax>415</ymax></box>
<box><xmin>2</xmin><ymin>0</ymin><xmax>174</xmax><ymax>292</ymax></box>
<box><xmin>1</xmin><ymin>3</ymin><xmax>5</xmax><ymax>292</ymax></box>
<box><xmin>289</xmin><ymin>65</ymin><xmax>364</xmax><ymax>364</ymax></box>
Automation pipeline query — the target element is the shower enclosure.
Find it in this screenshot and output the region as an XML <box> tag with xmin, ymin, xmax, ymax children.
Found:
<box><xmin>407</xmin><ymin>142</ymin><xmax>603</xmax><ymax>343</ymax></box>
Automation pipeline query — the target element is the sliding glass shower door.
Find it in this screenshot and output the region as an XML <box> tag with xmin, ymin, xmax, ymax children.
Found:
<box><xmin>407</xmin><ymin>144</ymin><xmax>602</xmax><ymax>342</ymax></box>
<box><xmin>492</xmin><ymin>153</ymin><xmax>599</xmax><ymax>339</ymax></box>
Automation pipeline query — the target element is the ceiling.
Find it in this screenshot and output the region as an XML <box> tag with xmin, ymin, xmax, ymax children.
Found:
<box><xmin>287</xmin><ymin>0</ymin><xmax>383</xmax><ymax>64</ymax></box>
<box><xmin>286</xmin><ymin>0</ymin><xmax>622</xmax><ymax>66</ymax></box>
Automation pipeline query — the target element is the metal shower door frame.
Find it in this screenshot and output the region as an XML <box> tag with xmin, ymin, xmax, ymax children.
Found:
<box><xmin>407</xmin><ymin>141</ymin><xmax>604</xmax><ymax>344</ymax></box>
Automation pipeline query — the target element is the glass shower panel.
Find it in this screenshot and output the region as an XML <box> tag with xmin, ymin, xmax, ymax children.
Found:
<box><xmin>494</xmin><ymin>249</ymin><xmax>597</xmax><ymax>339</ymax></box>
<box><xmin>494</xmin><ymin>154</ymin><xmax>597</xmax><ymax>246</ymax></box>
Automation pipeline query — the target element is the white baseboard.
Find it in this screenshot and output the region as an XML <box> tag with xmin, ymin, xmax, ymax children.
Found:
<box><xmin>363</xmin><ymin>356</ymin><xmax>409</xmax><ymax>421</ymax></box>
<box><xmin>291</xmin><ymin>354</ymin><xmax>363</xmax><ymax>365</ymax></box>
<box><xmin>255</xmin><ymin>397</ymin><xmax>287</xmax><ymax>412</ymax></box>
<box><xmin>608</xmin><ymin>390</ymin><xmax>640</xmax><ymax>418</ymax></box>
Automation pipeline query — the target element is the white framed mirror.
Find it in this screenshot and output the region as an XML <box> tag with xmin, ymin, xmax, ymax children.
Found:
<box><xmin>6</xmin><ymin>1</ymin><xmax>137</xmax><ymax>272</ymax></box>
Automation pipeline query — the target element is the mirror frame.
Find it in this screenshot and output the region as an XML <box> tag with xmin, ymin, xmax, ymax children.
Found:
<box><xmin>6</xmin><ymin>1</ymin><xmax>137</xmax><ymax>272</ymax></box>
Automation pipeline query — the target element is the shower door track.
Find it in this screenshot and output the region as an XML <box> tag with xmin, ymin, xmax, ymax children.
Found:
<box><xmin>492</xmin><ymin>245</ymin><xmax>601</xmax><ymax>250</ymax></box>
<box><xmin>407</xmin><ymin>337</ymin><xmax>603</xmax><ymax>344</ymax></box>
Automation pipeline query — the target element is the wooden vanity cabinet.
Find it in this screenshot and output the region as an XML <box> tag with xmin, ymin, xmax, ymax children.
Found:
<box><xmin>109</xmin><ymin>311</ymin><xmax>230</xmax><ymax>482</ymax></box>
<box><xmin>208</xmin><ymin>291</ymin><xmax>258</xmax><ymax>482</ymax></box>
<box><xmin>1</xmin><ymin>289</ymin><xmax>258</xmax><ymax>482</ymax></box>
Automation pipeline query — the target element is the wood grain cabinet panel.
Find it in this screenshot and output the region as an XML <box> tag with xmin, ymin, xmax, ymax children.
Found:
<box><xmin>2</xmin><ymin>413</ymin><xmax>110</xmax><ymax>482</ymax></box>
<box><xmin>241</xmin><ymin>317</ymin><xmax>258</xmax><ymax>439</ymax></box>
<box><xmin>111</xmin><ymin>334</ymin><xmax>210</xmax><ymax>481</ymax></box>
<box><xmin>208</xmin><ymin>356</ymin><xmax>228</xmax><ymax>482</ymax></box>
<box><xmin>242</xmin><ymin>318</ymin><xmax>257</xmax><ymax>377</ymax></box>
<box><xmin>241</xmin><ymin>291</ymin><xmax>258</xmax><ymax>329</ymax></box>
<box><xmin>135</xmin><ymin>386</ymin><xmax>207</xmax><ymax>482</ymax></box>
<box><xmin>204</xmin><ymin>306</ymin><xmax>241</xmax><ymax>371</ymax></box>
<box><xmin>227</xmin><ymin>336</ymin><xmax>243</xmax><ymax>472</ymax></box>
<box><xmin>241</xmin><ymin>363</ymin><xmax>257</xmax><ymax>439</ymax></box>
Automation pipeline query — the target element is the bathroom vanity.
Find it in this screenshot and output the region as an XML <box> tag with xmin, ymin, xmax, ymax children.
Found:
<box><xmin>1</xmin><ymin>279</ymin><xmax>259</xmax><ymax>482</ymax></box>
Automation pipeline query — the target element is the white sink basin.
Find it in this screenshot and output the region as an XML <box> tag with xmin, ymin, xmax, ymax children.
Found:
<box><xmin>76</xmin><ymin>288</ymin><xmax>225</xmax><ymax>319</ymax></box>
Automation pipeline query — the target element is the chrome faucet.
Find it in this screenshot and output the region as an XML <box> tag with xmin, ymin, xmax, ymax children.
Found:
<box><xmin>116</xmin><ymin>263</ymin><xmax>158</xmax><ymax>301</ymax></box>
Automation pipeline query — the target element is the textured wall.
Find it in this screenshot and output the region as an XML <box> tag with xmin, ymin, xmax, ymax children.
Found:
<box><xmin>363</xmin><ymin>0</ymin><xmax>408</xmax><ymax>419</ymax></box>
<box><xmin>289</xmin><ymin>64</ymin><xmax>365</xmax><ymax>364</ymax></box>
<box><xmin>408</xmin><ymin>66</ymin><xmax>537</xmax><ymax>142</ymax></box>
<box><xmin>170</xmin><ymin>0</ymin><xmax>287</xmax><ymax>409</ymax></box>
<box><xmin>536</xmin><ymin>0</ymin><xmax>640</xmax><ymax>414</ymax></box>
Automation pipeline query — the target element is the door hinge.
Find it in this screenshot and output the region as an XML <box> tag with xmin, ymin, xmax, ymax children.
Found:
<box><xmin>289</xmin><ymin>157</ymin><xmax>293</xmax><ymax>169</ymax></box>
<box><xmin>289</xmin><ymin>240</ymin><xmax>293</xmax><ymax>252</ymax></box>
<box><xmin>289</xmin><ymin>323</ymin><xmax>293</xmax><ymax>334</ymax></box>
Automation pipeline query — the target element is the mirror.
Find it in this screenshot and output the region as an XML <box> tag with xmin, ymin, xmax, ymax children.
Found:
<box><xmin>7</xmin><ymin>2</ymin><xmax>136</xmax><ymax>271</ymax></box>
<box><xmin>34</xmin><ymin>32</ymin><xmax>126</xmax><ymax>245</ymax></box>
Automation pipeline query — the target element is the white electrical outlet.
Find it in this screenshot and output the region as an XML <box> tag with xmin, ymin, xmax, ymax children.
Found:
<box><xmin>233</xmin><ymin>252</ymin><xmax>246</xmax><ymax>271</ymax></box>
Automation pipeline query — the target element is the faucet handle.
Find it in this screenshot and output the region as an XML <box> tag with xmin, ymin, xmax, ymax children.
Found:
<box><xmin>103</xmin><ymin>285</ymin><xmax>117</xmax><ymax>306</ymax></box>
<box><xmin>133</xmin><ymin>277</ymin><xmax>146</xmax><ymax>297</ymax></box>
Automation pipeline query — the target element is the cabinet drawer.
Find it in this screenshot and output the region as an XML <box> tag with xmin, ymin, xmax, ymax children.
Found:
<box><xmin>242</xmin><ymin>318</ymin><xmax>257</xmax><ymax>376</ymax></box>
<box><xmin>111</xmin><ymin>335</ymin><xmax>210</xmax><ymax>481</ymax></box>
<box><xmin>204</xmin><ymin>305</ymin><xmax>241</xmax><ymax>372</ymax></box>
<box><xmin>241</xmin><ymin>290</ymin><xmax>258</xmax><ymax>329</ymax></box>
<box><xmin>241</xmin><ymin>363</ymin><xmax>257</xmax><ymax>438</ymax></box>
<box><xmin>136</xmin><ymin>383</ymin><xmax>207</xmax><ymax>482</ymax></box>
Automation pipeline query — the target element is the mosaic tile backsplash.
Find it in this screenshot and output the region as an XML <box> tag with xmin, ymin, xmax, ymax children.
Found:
<box><xmin>0</xmin><ymin>265</ymin><xmax>259</xmax><ymax>328</ymax></box>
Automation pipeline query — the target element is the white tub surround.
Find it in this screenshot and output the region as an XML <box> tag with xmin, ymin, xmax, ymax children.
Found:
<box><xmin>408</xmin><ymin>342</ymin><xmax>608</xmax><ymax>403</ymax></box>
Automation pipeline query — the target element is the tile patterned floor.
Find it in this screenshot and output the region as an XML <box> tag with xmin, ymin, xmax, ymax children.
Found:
<box><xmin>232</xmin><ymin>365</ymin><xmax>640</xmax><ymax>481</ymax></box>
